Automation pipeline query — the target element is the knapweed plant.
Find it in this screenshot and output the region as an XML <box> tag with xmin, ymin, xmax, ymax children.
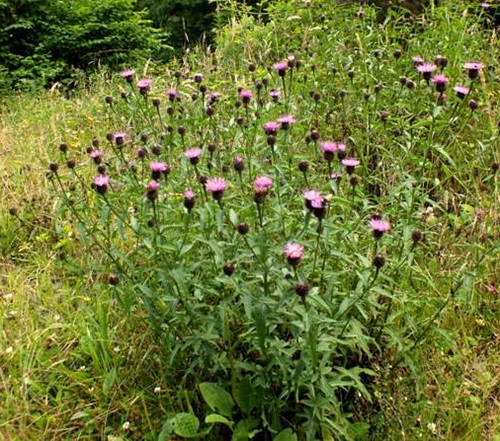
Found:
<box><xmin>47</xmin><ymin>0</ymin><xmax>498</xmax><ymax>439</ymax></box>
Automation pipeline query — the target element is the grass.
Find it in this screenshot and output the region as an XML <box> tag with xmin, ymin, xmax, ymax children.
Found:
<box><xmin>1</xmin><ymin>0</ymin><xmax>500</xmax><ymax>439</ymax></box>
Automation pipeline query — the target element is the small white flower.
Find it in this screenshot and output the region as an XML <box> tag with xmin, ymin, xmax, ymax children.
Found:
<box><xmin>427</xmin><ymin>422</ymin><xmax>437</xmax><ymax>434</ymax></box>
<box><xmin>122</xmin><ymin>421</ymin><xmax>130</xmax><ymax>430</ymax></box>
<box><xmin>154</xmin><ymin>386</ymin><xmax>161</xmax><ymax>394</ymax></box>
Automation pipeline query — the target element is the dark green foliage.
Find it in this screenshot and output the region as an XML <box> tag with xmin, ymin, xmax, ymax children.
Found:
<box><xmin>0</xmin><ymin>0</ymin><xmax>167</xmax><ymax>88</ymax></box>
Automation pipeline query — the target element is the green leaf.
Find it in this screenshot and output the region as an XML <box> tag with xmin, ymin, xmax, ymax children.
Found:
<box><xmin>205</xmin><ymin>413</ymin><xmax>233</xmax><ymax>429</ymax></box>
<box><xmin>171</xmin><ymin>413</ymin><xmax>200</xmax><ymax>438</ymax></box>
<box><xmin>199</xmin><ymin>383</ymin><xmax>234</xmax><ymax>417</ymax></box>
<box><xmin>274</xmin><ymin>428</ymin><xmax>298</xmax><ymax>441</ymax></box>
<box><xmin>102</xmin><ymin>367</ymin><xmax>116</xmax><ymax>395</ymax></box>
<box><xmin>253</xmin><ymin>305</ymin><xmax>268</xmax><ymax>356</ymax></box>
<box><xmin>235</xmin><ymin>376</ymin><xmax>256</xmax><ymax>414</ymax></box>
<box><xmin>232</xmin><ymin>418</ymin><xmax>260</xmax><ymax>441</ymax></box>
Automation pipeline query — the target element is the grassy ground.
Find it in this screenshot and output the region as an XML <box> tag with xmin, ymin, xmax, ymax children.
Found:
<box><xmin>1</xmin><ymin>0</ymin><xmax>500</xmax><ymax>439</ymax></box>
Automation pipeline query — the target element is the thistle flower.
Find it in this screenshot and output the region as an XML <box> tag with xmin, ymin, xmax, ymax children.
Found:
<box><xmin>233</xmin><ymin>155</ymin><xmax>245</xmax><ymax>173</ymax></box>
<box><xmin>253</xmin><ymin>176</ymin><xmax>273</xmax><ymax>201</ymax></box>
<box><xmin>206</xmin><ymin>177</ymin><xmax>227</xmax><ymax>201</ymax></box>
<box><xmin>274</xmin><ymin>61</ymin><xmax>289</xmax><ymax>76</ymax></box>
<box><xmin>167</xmin><ymin>88</ymin><xmax>178</xmax><ymax>101</ymax></box>
<box><xmin>239</xmin><ymin>89</ymin><xmax>253</xmax><ymax>104</ymax></box>
<box><xmin>417</xmin><ymin>63</ymin><xmax>437</xmax><ymax>81</ymax></box>
<box><xmin>183</xmin><ymin>189</ymin><xmax>195</xmax><ymax>211</ymax></box>
<box><xmin>431</xmin><ymin>74</ymin><xmax>449</xmax><ymax>93</ymax></box>
<box><xmin>370</xmin><ymin>218</ymin><xmax>391</xmax><ymax>239</ymax></box>
<box><xmin>184</xmin><ymin>148</ymin><xmax>202</xmax><ymax>165</ymax></box>
<box><xmin>453</xmin><ymin>85</ymin><xmax>469</xmax><ymax>99</ymax></box>
<box><xmin>269</xmin><ymin>89</ymin><xmax>280</xmax><ymax>102</ymax></box>
<box><xmin>194</xmin><ymin>73</ymin><xmax>204</xmax><ymax>83</ymax></box>
<box><xmin>121</xmin><ymin>69</ymin><xmax>135</xmax><ymax>82</ymax></box>
<box><xmin>412</xmin><ymin>56</ymin><xmax>424</xmax><ymax>67</ymax></box>
<box><xmin>146</xmin><ymin>180</ymin><xmax>160</xmax><ymax>202</ymax></box>
<box><xmin>304</xmin><ymin>190</ymin><xmax>326</xmax><ymax>219</ymax></box>
<box><xmin>263</xmin><ymin>121</ymin><xmax>280</xmax><ymax>136</ymax></box>
<box><xmin>93</xmin><ymin>175</ymin><xmax>110</xmax><ymax>194</ymax></box>
<box><xmin>342</xmin><ymin>158</ymin><xmax>360</xmax><ymax>174</ymax></box>
<box><xmin>137</xmin><ymin>78</ymin><xmax>152</xmax><ymax>94</ymax></box>
<box><xmin>464</xmin><ymin>62</ymin><xmax>483</xmax><ymax>80</ymax></box>
<box><xmin>113</xmin><ymin>132</ymin><xmax>127</xmax><ymax>146</ymax></box>
<box><xmin>89</xmin><ymin>150</ymin><xmax>103</xmax><ymax>164</ymax></box>
<box><xmin>283</xmin><ymin>242</ymin><xmax>304</xmax><ymax>266</ymax></box>
<box><xmin>320</xmin><ymin>141</ymin><xmax>338</xmax><ymax>162</ymax></box>
<box><xmin>277</xmin><ymin>115</ymin><xmax>296</xmax><ymax>130</ymax></box>
<box><xmin>149</xmin><ymin>161</ymin><xmax>170</xmax><ymax>180</ymax></box>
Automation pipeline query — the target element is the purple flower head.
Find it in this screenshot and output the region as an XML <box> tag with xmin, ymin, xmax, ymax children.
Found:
<box><xmin>113</xmin><ymin>132</ymin><xmax>127</xmax><ymax>146</ymax></box>
<box><xmin>263</xmin><ymin>121</ymin><xmax>280</xmax><ymax>136</ymax></box>
<box><xmin>183</xmin><ymin>189</ymin><xmax>195</xmax><ymax>211</ymax></box>
<box><xmin>194</xmin><ymin>73</ymin><xmax>204</xmax><ymax>83</ymax></box>
<box><xmin>274</xmin><ymin>61</ymin><xmax>289</xmax><ymax>76</ymax></box>
<box><xmin>233</xmin><ymin>155</ymin><xmax>245</xmax><ymax>173</ymax></box>
<box><xmin>482</xmin><ymin>2</ymin><xmax>490</xmax><ymax>10</ymax></box>
<box><xmin>137</xmin><ymin>78</ymin><xmax>151</xmax><ymax>94</ymax></box>
<box><xmin>370</xmin><ymin>218</ymin><xmax>391</xmax><ymax>239</ymax></box>
<box><xmin>320</xmin><ymin>141</ymin><xmax>339</xmax><ymax>162</ymax></box>
<box><xmin>453</xmin><ymin>85</ymin><xmax>469</xmax><ymax>99</ymax></box>
<box><xmin>412</xmin><ymin>56</ymin><xmax>424</xmax><ymax>67</ymax></box>
<box><xmin>146</xmin><ymin>180</ymin><xmax>160</xmax><ymax>202</ymax></box>
<box><xmin>269</xmin><ymin>89</ymin><xmax>280</xmax><ymax>102</ymax></box>
<box><xmin>184</xmin><ymin>148</ymin><xmax>202</xmax><ymax>165</ymax></box>
<box><xmin>277</xmin><ymin>115</ymin><xmax>296</xmax><ymax>130</ymax></box>
<box><xmin>121</xmin><ymin>69</ymin><xmax>135</xmax><ymax>82</ymax></box>
<box><xmin>167</xmin><ymin>88</ymin><xmax>178</xmax><ymax>101</ymax></box>
<box><xmin>283</xmin><ymin>242</ymin><xmax>304</xmax><ymax>266</ymax></box>
<box><xmin>417</xmin><ymin>63</ymin><xmax>437</xmax><ymax>81</ymax></box>
<box><xmin>239</xmin><ymin>89</ymin><xmax>253</xmax><ymax>104</ymax></box>
<box><xmin>342</xmin><ymin>158</ymin><xmax>360</xmax><ymax>175</ymax></box>
<box><xmin>431</xmin><ymin>74</ymin><xmax>449</xmax><ymax>93</ymax></box>
<box><xmin>464</xmin><ymin>62</ymin><xmax>483</xmax><ymax>80</ymax></box>
<box><xmin>304</xmin><ymin>189</ymin><xmax>322</xmax><ymax>207</ymax></box>
<box><xmin>149</xmin><ymin>161</ymin><xmax>169</xmax><ymax>180</ymax></box>
<box><xmin>206</xmin><ymin>177</ymin><xmax>227</xmax><ymax>200</ymax></box>
<box><xmin>254</xmin><ymin>176</ymin><xmax>273</xmax><ymax>194</ymax></box>
<box><xmin>89</xmin><ymin>150</ymin><xmax>103</xmax><ymax>164</ymax></box>
<box><xmin>93</xmin><ymin>175</ymin><xmax>110</xmax><ymax>194</ymax></box>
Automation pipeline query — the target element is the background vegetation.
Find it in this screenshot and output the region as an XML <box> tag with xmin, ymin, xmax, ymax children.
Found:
<box><xmin>1</xmin><ymin>0</ymin><xmax>499</xmax><ymax>440</ymax></box>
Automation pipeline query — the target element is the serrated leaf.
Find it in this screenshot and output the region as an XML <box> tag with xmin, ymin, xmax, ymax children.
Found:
<box><xmin>199</xmin><ymin>383</ymin><xmax>234</xmax><ymax>417</ymax></box>
<box><xmin>172</xmin><ymin>413</ymin><xmax>200</xmax><ymax>438</ymax></box>
<box><xmin>274</xmin><ymin>428</ymin><xmax>297</xmax><ymax>441</ymax></box>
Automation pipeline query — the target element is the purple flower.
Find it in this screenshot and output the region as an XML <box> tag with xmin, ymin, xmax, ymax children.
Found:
<box><xmin>194</xmin><ymin>73</ymin><xmax>204</xmax><ymax>83</ymax></box>
<box><xmin>146</xmin><ymin>180</ymin><xmax>160</xmax><ymax>201</ymax></box>
<box><xmin>167</xmin><ymin>89</ymin><xmax>178</xmax><ymax>101</ymax></box>
<box><xmin>121</xmin><ymin>69</ymin><xmax>135</xmax><ymax>82</ymax></box>
<box><xmin>89</xmin><ymin>150</ymin><xmax>103</xmax><ymax>164</ymax></box>
<box><xmin>184</xmin><ymin>189</ymin><xmax>195</xmax><ymax>211</ymax></box>
<box><xmin>320</xmin><ymin>141</ymin><xmax>339</xmax><ymax>161</ymax></box>
<box><xmin>283</xmin><ymin>242</ymin><xmax>304</xmax><ymax>266</ymax></box>
<box><xmin>113</xmin><ymin>132</ymin><xmax>127</xmax><ymax>146</ymax></box>
<box><xmin>370</xmin><ymin>218</ymin><xmax>391</xmax><ymax>239</ymax></box>
<box><xmin>184</xmin><ymin>148</ymin><xmax>202</xmax><ymax>165</ymax></box>
<box><xmin>269</xmin><ymin>89</ymin><xmax>280</xmax><ymax>102</ymax></box>
<box><xmin>93</xmin><ymin>175</ymin><xmax>110</xmax><ymax>194</ymax></box>
<box><xmin>412</xmin><ymin>56</ymin><xmax>424</xmax><ymax>67</ymax></box>
<box><xmin>263</xmin><ymin>121</ymin><xmax>280</xmax><ymax>135</ymax></box>
<box><xmin>206</xmin><ymin>177</ymin><xmax>227</xmax><ymax>200</ymax></box>
<box><xmin>149</xmin><ymin>161</ymin><xmax>169</xmax><ymax>180</ymax></box>
<box><xmin>342</xmin><ymin>158</ymin><xmax>360</xmax><ymax>174</ymax></box>
<box><xmin>417</xmin><ymin>63</ymin><xmax>437</xmax><ymax>81</ymax></box>
<box><xmin>233</xmin><ymin>155</ymin><xmax>245</xmax><ymax>173</ymax></box>
<box><xmin>254</xmin><ymin>176</ymin><xmax>273</xmax><ymax>194</ymax></box>
<box><xmin>464</xmin><ymin>62</ymin><xmax>483</xmax><ymax>80</ymax></box>
<box><xmin>453</xmin><ymin>85</ymin><xmax>469</xmax><ymax>99</ymax></box>
<box><xmin>239</xmin><ymin>89</ymin><xmax>253</xmax><ymax>104</ymax></box>
<box><xmin>431</xmin><ymin>74</ymin><xmax>449</xmax><ymax>93</ymax></box>
<box><xmin>274</xmin><ymin>61</ymin><xmax>289</xmax><ymax>76</ymax></box>
<box><xmin>277</xmin><ymin>115</ymin><xmax>296</xmax><ymax>130</ymax></box>
<box><xmin>137</xmin><ymin>78</ymin><xmax>152</xmax><ymax>94</ymax></box>
<box><xmin>304</xmin><ymin>190</ymin><xmax>323</xmax><ymax>210</ymax></box>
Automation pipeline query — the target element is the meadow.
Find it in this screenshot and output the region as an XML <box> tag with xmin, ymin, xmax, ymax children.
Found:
<box><xmin>0</xmin><ymin>0</ymin><xmax>499</xmax><ymax>440</ymax></box>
